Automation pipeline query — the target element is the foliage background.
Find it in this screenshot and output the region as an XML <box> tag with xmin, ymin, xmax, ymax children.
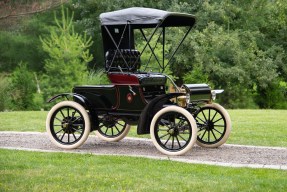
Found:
<box><xmin>0</xmin><ymin>0</ymin><xmax>286</xmax><ymax>110</ymax></box>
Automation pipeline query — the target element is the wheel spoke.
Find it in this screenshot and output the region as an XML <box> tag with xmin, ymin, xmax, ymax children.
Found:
<box><xmin>214</xmin><ymin>124</ymin><xmax>225</xmax><ymax>127</ymax></box>
<box><xmin>71</xmin><ymin>111</ymin><xmax>75</xmax><ymax>118</ymax></box>
<box><xmin>175</xmin><ymin>136</ymin><xmax>181</xmax><ymax>148</ymax></box>
<box><xmin>104</xmin><ymin>127</ymin><xmax>108</xmax><ymax>134</ymax></box>
<box><xmin>55</xmin><ymin>117</ymin><xmax>62</xmax><ymax>123</ymax></box>
<box><xmin>71</xmin><ymin>116</ymin><xmax>82</xmax><ymax>123</ymax></box>
<box><xmin>213</xmin><ymin>117</ymin><xmax>223</xmax><ymax>124</ymax></box>
<box><xmin>163</xmin><ymin>135</ymin><xmax>171</xmax><ymax>146</ymax></box>
<box><xmin>159</xmin><ymin>132</ymin><xmax>169</xmax><ymax>139</ymax></box>
<box><xmin>208</xmin><ymin>130</ymin><xmax>210</xmax><ymax>142</ymax></box>
<box><xmin>68</xmin><ymin>133</ymin><xmax>70</xmax><ymax>143</ymax></box>
<box><xmin>158</xmin><ymin>128</ymin><xmax>169</xmax><ymax>131</ymax></box>
<box><xmin>55</xmin><ymin>128</ymin><xmax>64</xmax><ymax>134</ymax></box>
<box><xmin>72</xmin><ymin>124</ymin><xmax>84</xmax><ymax>127</ymax></box>
<box><xmin>60</xmin><ymin>132</ymin><xmax>65</xmax><ymax>141</ymax></box>
<box><xmin>72</xmin><ymin>125</ymin><xmax>84</xmax><ymax>134</ymax></box>
<box><xmin>72</xmin><ymin>132</ymin><xmax>77</xmax><ymax>140</ymax></box>
<box><xmin>200</xmin><ymin>130</ymin><xmax>207</xmax><ymax>140</ymax></box>
<box><xmin>171</xmin><ymin>136</ymin><xmax>174</xmax><ymax>149</ymax></box>
<box><xmin>116</xmin><ymin>122</ymin><xmax>124</xmax><ymax>127</ymax></box>
<box><xmin>211</xmin><ymin>111</ymin><xmax>218</xmax><ymax>122</ymax></box>
<box><xmin>196</xmin><ymin>116</ymin><xmax>206</xmax><ymax>123</ymax></box>
<box><xmin>198</xmin><ymin>128</ymin><xmax>205</xmax><ymax>132</ymax></box>
<box><xmin>114</xmin><ymin>125</ymin><xmax>120</xmax><ymax>133</ymax></box>
<box><xmin>60</xmin><ymin>110</ymin><xmax>65</xmax><ymax>118</ymax></box>
<box><xmin>177</xmin><ymin>134</ymin><xmax>187</xmax><ymax>142</ymax></box>
<box><xmin>208</xmin><ymin>109</ymin><xmax>211</xmax><ymax>121</ymax></box>
<box><xmin>201</xmin><ymin>111</ymin><xmax>208</xmax><ymax>122</ymax></box>
<box><xmin>211</xmin><ymin>129</ymin><xmax>217</xmax><ymax>140</ymax></box>
<box><xmin>213</xmin><ymin>128</ymin><xmax>223</xmax><ymax>134</ymax></box>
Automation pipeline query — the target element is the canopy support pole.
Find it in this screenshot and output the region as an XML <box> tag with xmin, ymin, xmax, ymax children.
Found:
<box><xmin>164</xmin><ymin>26</ymin><xmax>192</xmax><ymax>70</ymax></box>
<box><xmin>140</xmin><ymin>28</ymin><xmax>162</xmax><ymax>69</ymax></box>
<box><xmin>162</xmin><ymin>27</ymin><xmax>165</xmax><ymax>72</ymax></box>
<box><xmin>134</xmin><ymin>22</ymin><xmax>162</xmax><ymax>65</ymax></box>
<box><xmin>104</xmin><ymin>24</ymin><xmax>130</xmax><ymax>71</ymax></box>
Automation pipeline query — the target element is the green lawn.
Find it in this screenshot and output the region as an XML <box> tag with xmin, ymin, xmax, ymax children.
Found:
<box><xmin>1</xmin><ymin>110</ymin><xmax>286</xmax><ymax>191</ymax></box>
<box><xmin>0</xmin><ymin>109</ymin><xmax>286</xmax><ymax>147</ymax></box>
<box><xmin>0</xmin><ymin>149</ymin><xmax>286</xmax><ymax>192</ymax></box>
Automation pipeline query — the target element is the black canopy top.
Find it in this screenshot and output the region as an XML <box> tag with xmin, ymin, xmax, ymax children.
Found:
<box><xmin>100</xmin><ymin>7</ymin><xmax>196</xmax><ymax>27</ymax></box>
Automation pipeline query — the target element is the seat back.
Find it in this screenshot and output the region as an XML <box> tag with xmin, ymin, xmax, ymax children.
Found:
<box><xmin>105</xmin><ymin>49</ymin><xmax>141</xmax><ymax>72</ymax></box>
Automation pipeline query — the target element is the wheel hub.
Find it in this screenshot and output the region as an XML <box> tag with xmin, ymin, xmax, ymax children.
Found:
<box><xmin>61</xmin><ymin>117</ymin><xmax>77</xmax><ymax>134</ymax></box>
<box><xmin>168</xmin><ymin>127</ymin><xmax>179</xmax><ymax>136</ymax></box>
<box><xmin>102</xmin><ymin>115</ymin><xmax>117</xmax><ymax>128</ymax></box>
<box><xmin>206</xmin><ymin>120</ymin><xmax>214</xmax><ymax>131</ymax></box>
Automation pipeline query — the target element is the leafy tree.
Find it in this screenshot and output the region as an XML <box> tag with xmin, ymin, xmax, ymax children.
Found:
<box><xmin>10</xmin><ymin>62</ymin><xmax>36</xmax><ymax>110</ymax></box>
<box><xmin>0</xmin><ymin>73</ymin><xmax>11</xmax><ymax>111</ymax></box>
<box><xmin>40</xmin><ymin>6</ymin><xmax>93</xmax><ymax>99</ymax></box>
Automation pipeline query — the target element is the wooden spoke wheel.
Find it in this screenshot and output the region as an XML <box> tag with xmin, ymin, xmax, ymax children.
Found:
<box><xmin>194</xmin><ymin>103</ymin><xmax>231</xmax><ymax>148</ymax></box>
<box><xmin>150</xmin><ymin>106</ymin><xmax>197</xmax><ymax>156</ymax></box>
<box><xmin>46</xmin><ymin>101</ymin><xmax>91</xmax><ymax>149</ymax></box>
<box><xmin>96</xmin><ymin>115</ymin><xmax>130</xmax><ymax>142</ymax></box>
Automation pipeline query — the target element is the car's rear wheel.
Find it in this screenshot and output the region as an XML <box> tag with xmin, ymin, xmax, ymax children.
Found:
<box><xmin>96</xmin><ymin>115</ymin><xmax>130</xmax><ymax>142</ymax></box>
<box><xmin>150</xmin><ymin>106</ymin><xmax>197</xmax><ymax>156</ymax></box>
<box><xmin>46</xmin><ymin>101</ymin><xmax>91</xmax><ymax>149</ymax></box>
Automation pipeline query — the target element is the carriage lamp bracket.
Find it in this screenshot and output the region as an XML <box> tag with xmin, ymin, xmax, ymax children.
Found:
<box><xmin>211</xmin><ymin>90</ymin><xmax>224</xmax><ymax>100</ymax></box>
<box><xmin>165</xmin><ymin>74</ymin><xmax>180</xmax><ymax>93</ymax></box>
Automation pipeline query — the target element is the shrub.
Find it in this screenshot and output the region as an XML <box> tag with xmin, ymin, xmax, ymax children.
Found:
<box><xmin>0</xmin><ymin>74</ymin><xmax>11</xmax><ymax>111</ymax></box>
<box><xmin>10</xmin><ymin>62</ymin><xmax>36</xmax><ymax>110</ymax></box>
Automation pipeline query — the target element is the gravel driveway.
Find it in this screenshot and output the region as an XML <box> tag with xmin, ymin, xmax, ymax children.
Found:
<box><xmin>0</xmin><ymin>131</ymin><xmax>286</xmax><ymax>170</ymax></box>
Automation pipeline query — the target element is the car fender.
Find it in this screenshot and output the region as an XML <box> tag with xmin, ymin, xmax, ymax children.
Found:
<box><xmin>47</xmin><ymin>93</ymin><xmax>98</xmax><ymax>131</ymax></box>
<box><xmin>137</xmin><ymin>93</ymin><xmax>185</xmax><ymax>135</ymax></box>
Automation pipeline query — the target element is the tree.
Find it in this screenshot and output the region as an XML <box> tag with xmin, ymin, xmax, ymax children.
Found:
<box><xmin>0</xmin><ymin>73</ymin><xmax>11</xmax><ymax>111</ymax></box>
<box><xmin>0</xmin><ymin>0</ymin><xmax>68</xmax><ymax>30</ymax></box>
<box><xmin>10</xmin><ymin>62</ymin><xmax>36</xmax><ymax>110</ymax></box>
<box><xmin>40</xmin><ymin>6</ymin><xmax>93</xmax><ymax>99</ymax></box>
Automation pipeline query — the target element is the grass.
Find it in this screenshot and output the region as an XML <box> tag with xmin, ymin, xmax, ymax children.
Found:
<box><xmin>0</xmin><ymin>111</ymin><xmax>47</xmax><ymax>132</ymax></box>
<box><xmin>227</xmin><ymin>110</ymin><xmax>287</xmax><ymax>147</ymax></box>
<box><xmin>0</xmin><ymin>149</ymin><xmax>286</xmax><ymax>192</ymax></box>
<box><xmin>0</xmin><ymin>109</ymin><xmax>286</xmax><ymax>147</ymax></box>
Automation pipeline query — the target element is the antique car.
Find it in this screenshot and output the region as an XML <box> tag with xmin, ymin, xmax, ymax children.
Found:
<box><xmin>46</xmin><ymin>7</ymin><xmax>231</xmax><ymax>156</ymax></box>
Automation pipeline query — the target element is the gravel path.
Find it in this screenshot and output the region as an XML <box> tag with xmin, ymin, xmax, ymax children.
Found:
<box><xmin>1</xmin><ymin>131</ymin><xmax>287</xmax><ymax>170</ymax></box>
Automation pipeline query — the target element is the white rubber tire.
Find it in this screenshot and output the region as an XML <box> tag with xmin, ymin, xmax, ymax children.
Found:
<box><xmin>195</xmin><ymin>103</ymin><xmax>231</xmax><ymax>148</ymax></box>
<box><xmin>150</xmin><ymin>106</ymin><xmax>197</xmax><ymax>156</ymax></box>
<box><xmin>96</xmin><ymin>124</ymin><xmax>131</xmax><ymax>142</ymax></box>
<box><xmin>46</xmin><ymin>101</ymin><xmax>91</xmax><ymax>149</ymax></box>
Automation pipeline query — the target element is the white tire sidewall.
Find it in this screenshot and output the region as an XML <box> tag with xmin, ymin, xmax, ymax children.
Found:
<box><xmin>96</xmin><ymin>124</ymin><xmax>131</xmax><ymax>142</ymax></box>
<box><xmin>150</xmin><ymin>106</ymin><xmax>197</xmax><ymax>156</ymax></box>
<box><xmin>46</xmin><ymin>101</ymin><xmax>91</xmax><ymax>149</ymax></box>
<box><xmin>196</xmin><ymin>103</ymin><xmax>231</xmax><ymax>148</ymax></box>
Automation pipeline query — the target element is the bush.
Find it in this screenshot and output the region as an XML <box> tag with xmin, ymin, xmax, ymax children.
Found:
<box><xmin>10</xmin><ymin>62</ymin><xmax>37</xmax><ymax>110</ymax></box>
<box><xmin>86</xmin><ymin>69</ymin><xmax>110</xmax><ymax>85</ymax></box>
<box><xmin>40</xmin><ymin>7</ymin><xmax>93</xmax><ymax>100</ymax></box>
<box><xmin>0</xmin><ymin>74</ymin><xmax>11</xmax><ymax>111</ymax></box>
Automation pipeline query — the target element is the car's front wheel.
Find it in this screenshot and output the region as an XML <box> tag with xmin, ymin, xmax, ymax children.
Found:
<box><xmin>194</xmin><ymin>103</ymin><xmax>231</xmax><ymax>148</ymax></box>
<box><xmin>150</xmin><ymin>106</ymin><xmax>197</xmax><ymax>156</ymax></box>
